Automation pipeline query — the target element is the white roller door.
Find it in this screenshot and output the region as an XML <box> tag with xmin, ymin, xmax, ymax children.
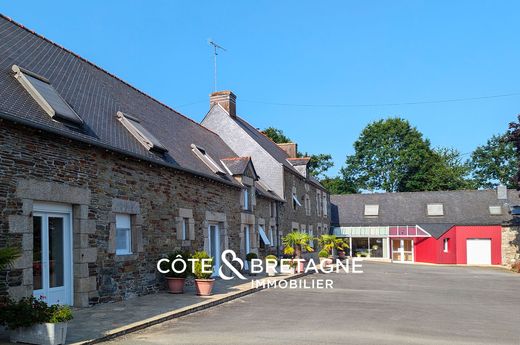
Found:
<box><xmin>466</xmin><ymin>239</ymin><xmax>491</xmax><ymax>265</ymax></box>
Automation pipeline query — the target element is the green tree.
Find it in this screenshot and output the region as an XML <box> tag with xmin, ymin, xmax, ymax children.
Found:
<box><xmin>471</xmin><ymin>133</ymin><xmax>518</xmax><ymax>189</ymax></box>
<box><xmin>320</xmin><ymin>176</ymin><xmax>357</xmax><ymax>194</ymax></box>
<box><xmin>343</xmin><ymin>118</ymin><xmax>474</xmax><ymax>192</ymax></box>
<box><xmin>507</xmin><ymin>115</ymin><xmax>520</xmax><ymax>189</ymax></box>
<box><xmin>263</xmin><ymin>127</ymin><xmax>334</xmax><ymax>179</ymax></box>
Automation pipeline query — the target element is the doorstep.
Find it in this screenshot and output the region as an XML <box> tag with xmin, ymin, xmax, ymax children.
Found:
<box><xmin>58</xmin><ymin>271</ymin><xmax>304</xmax><ymax>345</ymax></box>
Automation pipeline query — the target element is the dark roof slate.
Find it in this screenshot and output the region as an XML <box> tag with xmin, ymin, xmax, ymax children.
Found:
<box><xmin>331</xmin><ymin>190</ymin><xmax>520</xmax><ymax>233</ymax></box>
<box><xmin>221</xmin><ymin>157</ymin><xmax>252</xmax><ymax>176</ymax></box>
<box><xmin>0</xmin><ymin>14</ymin><xmax>242</xmax><ymax>187</ymax></box>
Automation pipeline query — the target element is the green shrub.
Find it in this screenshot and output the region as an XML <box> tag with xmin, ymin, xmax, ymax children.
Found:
<box><xmin>0</xmin><ymin>296</ymin><xmax>73</xmax><ymax>329</ymax></box>
<box><xmin>318</xmin><ymin>250</ymin><xmax>329</xmax><ymax>258</ymax></box>
<box><xmin>265</xmin><ymin>254</ymin><xmax>277</xmax><ymax>263</ymax></box>
<box><xmin>160</xmin><ymin>250</ymin><xmax>191</xmax><ymax>278</ymax></box>
<box><xmin>192</xmin><ymin>251</ymin><xmax>213</xmax><ymax>279</ymax></box>
<box><xmin>246</xmin><ymin>252</ymin><xmax>258</xmax><ymax>261</ymax></box>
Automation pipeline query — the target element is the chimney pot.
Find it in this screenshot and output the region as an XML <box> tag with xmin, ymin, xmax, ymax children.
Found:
<box><xmin>210</xmin><ymin>90</ymin><xmax>236</xmax><ymax>118</ymax></box>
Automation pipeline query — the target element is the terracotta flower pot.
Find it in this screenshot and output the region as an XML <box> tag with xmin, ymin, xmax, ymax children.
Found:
<box><xmin>195</xmin><ymin>278</ymin><xmax>215</xmax><ymax>296</ymax></box>
<box><xmin>166</xmin><ymin>277</ymin><xmax>186</xmax><ymax>294</ymax></box>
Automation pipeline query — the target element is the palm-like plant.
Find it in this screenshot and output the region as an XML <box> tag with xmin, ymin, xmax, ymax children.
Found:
<box><xmin>282</xmin><ymin>231</ymin><xmax>314</xmax><ymax>259</ymax></box>
<box><xmin>0</xmin><ymin>247</ymin><xmax>20</xmax><ymax>271</ymax></box>
<box><xmin>318</xmin><ymin>235</ymin><xmax>348</xmax><ymax>255</ymax></box>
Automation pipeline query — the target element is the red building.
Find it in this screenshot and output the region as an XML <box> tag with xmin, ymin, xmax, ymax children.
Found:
<box><xmin>331</xmin><ymin>188</ymin><xmax>518</xmax><ymax>265</ymax></box>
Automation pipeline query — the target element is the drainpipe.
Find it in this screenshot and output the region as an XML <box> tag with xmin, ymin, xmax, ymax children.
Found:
<box><xmin>276</xmin><ymin>201</ymin><xmax>281</xmax><ymax>258</ymax></box>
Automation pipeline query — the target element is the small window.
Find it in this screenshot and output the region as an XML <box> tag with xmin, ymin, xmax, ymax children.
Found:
<box><xmin>322</xmin><ymin>194</ymin><xmax>328</xmax><ymax>216</ymax></box>
<box><xmin>427</xmin><ymin>203</ymin><xmax>444</xmax><ymax>216</ymax></box>
<box><xmin>309</xmin><ymin>229</ymin><xmax>314</xmax><ymax>248</ymax></box>
<box><xmin>243</xmin><ymin>187</ymin><xmax>251</xmax><ymax>211</ymax></box>
<box><xmin>258</xmin><ymin>226</ymin><xmax>270</xmax><ymax>246</ymax></box>
<box><xmin>443</xmin><ymin>238</ymin><xmax>449</xmax><ymax>252</ymax></box>
<box><xmin>489</xmin><ymin>206</ymin><xmax>503</xmax><ymax>215</ymax></box>
<box><xmin>364</xmin><ymin>204</ymin><xmax>379</xmax><ymax>216</ymax></box>
<box><xmin>12</xmin><ymin>65</ymin><xmax>83</xmax><ymax>126</ymax></box>
<box><xmin>270</xmin><ymin>202</ymin><xmax>276</xmax><ymax>218</ymax></box>
<box><xmin>269</xmin><ymin>226</ymin><xmax>275</xmax><ymax>247</ymax></box>
<box><xmin>292</xmin><ymin>193</ymin><xmax>302</xmax><ymax>210</ymax></box>
<box><xmin>116</xmin><ymin>214</ymin><xmax>132</xmax><ymax>255</ymax></box>
<box><xmin>191</xmin><ymin>144</ymin><xmax>226</xmax><ymax>174</ymax></box>
<box><xmin>181</xmin><ymin>218</ymin><xmax>189</xmax><ymax>240</ymax></box>
<box><xmin>117</xmin><ymin>111</ymin><xmax>167</xmax><ymax>153</ymax></box>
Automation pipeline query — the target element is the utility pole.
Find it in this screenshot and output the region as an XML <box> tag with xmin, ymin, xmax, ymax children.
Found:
<box><xmin>208</xmin><ymin>40</ymin><xmax>226</xmax><ymax>91</ymax></box>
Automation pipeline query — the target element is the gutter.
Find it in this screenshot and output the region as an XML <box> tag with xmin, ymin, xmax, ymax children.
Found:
<box><xmin>0</xmin><ymin>110</ymin><xmax>242</xmax><ymax>190</ymax></box>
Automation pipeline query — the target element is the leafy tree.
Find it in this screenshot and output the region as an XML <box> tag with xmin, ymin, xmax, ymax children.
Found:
<box><xmin>342</xmin><ymin>118</ymin><xmax>474</xmax><ymax>192</ymax></box>
<box><xmin>507</xmin><ymin>115</ymin><xmax>520</xmax><ymax>189</ymax></box>
<box><xmin>320</xmin><ymin>176</ymin><xmax>358</xmax><ymax>194</ymax></box>
<box><xmin>263</xmin><ymin>127</ymin><xmax>334</xmax><ymax>179</ymax></box>
<box><xmin>471</xmin><ymin>133</ymin><xmax>518</xmax><ymax>189</ymax></box>
<box><xmin>343</xmin><ymin>118</ymin><xmax>433</xmax><ymax>192</ymax></box>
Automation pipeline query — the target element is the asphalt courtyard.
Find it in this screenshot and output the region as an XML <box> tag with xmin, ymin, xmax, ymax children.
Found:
<box><xmin>104</xmin><ymin>262</ymin><xmax>520</xmax><ymax>345</ymax></box>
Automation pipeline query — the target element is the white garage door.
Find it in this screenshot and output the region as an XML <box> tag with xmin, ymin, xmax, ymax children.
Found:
<box><xmin>466</xmin><ymin>239</ymin><xmax>491</xmax><ymax>265</ymax></box>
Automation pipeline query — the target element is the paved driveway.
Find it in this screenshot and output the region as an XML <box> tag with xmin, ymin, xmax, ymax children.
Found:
<box><xmin>104</xmin><ymin>262</ymin><xmax>520</xmax><ymax>345</ymax></box>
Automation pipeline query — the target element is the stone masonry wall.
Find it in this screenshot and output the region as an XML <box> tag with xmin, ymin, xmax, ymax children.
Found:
<box><xmin>502</xmin><ymin>225</ymin><xmax>520</xmax><ymax>267</ymax></box>
<box><xmin>0</xmin><ymin>120</ymin><xmax>243</xmax><ymax>306</ymax></box>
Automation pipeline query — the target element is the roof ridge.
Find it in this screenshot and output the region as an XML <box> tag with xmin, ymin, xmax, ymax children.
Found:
<box><xmin>236</xmin><ymin>115</ymin><xmax>292</xmax><ymax>159</ymax></box>
<box><xmin>0</xmin><ymin>13</ymin><xmax>222</xmax><ymax>138</ymax></box>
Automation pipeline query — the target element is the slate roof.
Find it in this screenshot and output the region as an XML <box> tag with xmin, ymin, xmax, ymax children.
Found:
<box><xmin>331</xmin><ymin>189</ymin><xmax>520</xmax><ymax>234</ymax></box>
<box><xmin>221</xmin><ymin>157</ymin><xmax>253</xmax><ymax>176</ymax></box>
<box><xmin>0</xmin><ymin>14</ymin><xmax>244</xmax><ymax>187</ymax></box>
<box><xmin>287</xmin><ymin>157</ymin><xmax>311</xmax><ymax>166</ymax></box>
<box><xmin>232</xmin><ymin>116</ymin><xmax>325</xmax><ymax>190</ymax></box>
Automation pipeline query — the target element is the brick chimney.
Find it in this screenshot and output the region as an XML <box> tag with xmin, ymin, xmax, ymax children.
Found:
<box><xmin>210</xmin><ymin>90</ymin><xmax>236</xmax><ymax>118</ymax></box>
<box><xmin>277</xmin><ymin>143</ymin><xmax>298</xmax><ymax>158</ymax></box>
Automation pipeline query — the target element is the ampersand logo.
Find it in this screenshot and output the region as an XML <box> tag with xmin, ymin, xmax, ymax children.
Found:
<box><xmin>219</xmin><ymin>249</ymin><xmax>247</xmax><ymax>280</ymax></box>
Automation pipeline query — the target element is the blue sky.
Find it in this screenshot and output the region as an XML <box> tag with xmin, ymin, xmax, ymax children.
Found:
<box><xmin>2</xmin><ymin>1</ymin><xmax>519</xmax><ymax>176</ymax></box>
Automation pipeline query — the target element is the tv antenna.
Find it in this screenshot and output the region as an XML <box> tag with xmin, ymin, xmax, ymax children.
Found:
<box><xmin>208</xmin><ymin>39</ymin><xmax>226</xmax><ymax>91</ymax></box>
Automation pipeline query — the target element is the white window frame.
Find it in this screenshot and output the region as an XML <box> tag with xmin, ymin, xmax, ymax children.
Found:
<box><xmin>364</xmin><ymin>204</ymin><xmax>379</xmax><ymax>216</ymax></box>
<box><xmin>244</xmin><ymin>188</ymin><xmax>250</xmax><ymax>211</ymax></box>
<box><xmin>427</xmin><ymin>203</ymin><xmax>444</xmax><ymax>216</ymax></box>
<box><xmin>443</xmin><ymin>238</ymin><xmax>449</xmax><ymax>253</ymax></box>
<box><xmin>115</xmin><ymin>213</ymin><xmax>132</xmax><ymax>255</ymax></box>
<box><xmin>269</xmin><ymin>226</ymin><xmax>275</xmax><ymax>247</ymax></box>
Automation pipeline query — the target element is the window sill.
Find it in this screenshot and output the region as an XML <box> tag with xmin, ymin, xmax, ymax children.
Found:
<box><xmin>115</xmin><ymin>253</ymin><xmax>138</xmax><ymax>262</ymax></box>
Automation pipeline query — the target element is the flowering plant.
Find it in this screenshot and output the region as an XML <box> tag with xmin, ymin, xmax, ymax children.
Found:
<box><xmin>0</xmin><ymin>296</ymin><xmax>73</xmax><ymax>329</ymax></box>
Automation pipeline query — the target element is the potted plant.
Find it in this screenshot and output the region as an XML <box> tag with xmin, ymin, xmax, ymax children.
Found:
<box><xmin>0</xmin><ymin>296</ymin><xmax>73</xmax><ymax>345</ymax></box>
<box><xmin>265</xmin><ymin>255</ymin><xmax>277</xmax><ymax>277</ymax></box>
<box><xmin>318</xmin><ymin>250</ymin><xmax>330</xmax><ymax>267</ymax></box>
<box><xmin>246</xmin><ymin>252</ymin><xmax>258</xmax><ymax>275</ymax></box>
<box><xmin>192</xmin><ymin>251</ymin><xmax>215</xmax><ymax>296</ymax></box>
<box><xmin>282</xmin><ymin>231</ymin><xmax>313</xmax><ymax>273</ymax></box>
<box><xmin>161</xmin><ymin>250</ymin><xmax>190</xmax><ymax>294</ymax></box>
<box><xmin>318</xmin><ymin>234</ymin><xmax>348</xmax><ymax>260</ymax></box>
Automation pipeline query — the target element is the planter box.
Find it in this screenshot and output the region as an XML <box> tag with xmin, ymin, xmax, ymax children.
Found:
<box><xmin>10</xmin><ymin>322</ymin><xmax>67</xmax><ymax>345</ymax></box>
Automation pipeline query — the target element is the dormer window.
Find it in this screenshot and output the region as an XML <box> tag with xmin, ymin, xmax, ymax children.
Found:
<box><xmin>427</xmin><ymin>203</ymin><xmax>444</xmax><ymax>216</ymax></box>
<box><xmin>12</xmin><ymin>65</ymin><xmax>83</xmax><ymax>126</ymax></box>
<box><xmin>116</xmin><ymin>111</ymin><xmax>167</xmax><ymax>153</ymax></box>
<box><xmin>191</xmin><ymin>144</ymin><xmax>225</xmax><ymax>174</ymax></box>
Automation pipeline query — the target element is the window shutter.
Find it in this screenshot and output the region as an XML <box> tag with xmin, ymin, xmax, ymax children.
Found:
<box><xmin>175</xmin><ymin>217</ymin><xmax>184</xmax><ymax>240</ymax></box>
<box><xmin>188</xmin><ymin>219</ymin><xmax>195</xmax><ymax>241</ymax></box>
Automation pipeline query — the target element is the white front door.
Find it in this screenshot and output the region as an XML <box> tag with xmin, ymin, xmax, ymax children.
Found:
<box><xmin>208</xmin><ymin>224</ymin><xmax>221</xmax><ymax>277</ymax></box>
<box><xmin>466</xmin><ymin>239</ymin><xmax>491</xmax><ymax>265</ymax></box>
<box><xmin>32</xmin><ymin>204</ymin><xmax>73</xmax><ymax>305</ymax></box>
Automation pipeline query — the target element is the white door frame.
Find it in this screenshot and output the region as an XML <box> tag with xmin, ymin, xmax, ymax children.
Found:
<box><xmin>33</xmin><ymin>202</ymin><xmax>73</xmax><ymax>305</ymax></box>
<box><xmin>391</xmin><ymin>239</ymin><xmax>414</xmax><ymax>263</ymax></box>
<box><xmin>244</xmin><ymin>224</ymin><xmax>250</xmax><ymax>270</ymax></box>
<box><xmin>208</xmin><ymin>223</ymin><xmax>221</xmax><ymax>277</ymax></box>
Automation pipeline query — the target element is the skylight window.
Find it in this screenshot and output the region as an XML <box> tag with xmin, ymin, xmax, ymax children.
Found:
<box><xmin>489</xmin><ymin>206</ymin><xmax>503</xmax><ymax>215</ymax></box>
<box><xmin>364</xmin><ymin>204</ymin><xmax>379</xmax><ymax>216</ymax></box>
<box><xmin>191</xmin><ymin>144</ymin><xmax>226</xmax><ymax>174</ymax></box>
<box><xmin>116</xmin><ymin>111</ymin><xmax>167</xmax><ymax>153</ymax></box>
<box><xmin>12</xmin><ymin>65</ymin><xmax>83</xmax><ymax>126</ymax></box>
<box><xmin>427</xmin><ymin>203</ymin><xmax>444</xmax><ymax>216</ymax></box>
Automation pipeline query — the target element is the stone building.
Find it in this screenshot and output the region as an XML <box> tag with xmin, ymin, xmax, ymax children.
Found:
<box><xmin>0</xmin><ymin>15</ymin><xmax>329</xmax><ymax>307</ymax></box>
<box><xmin>201</xmin><ymin>91</ymin><xmax>331</xmax><ymax>252</ymax></box>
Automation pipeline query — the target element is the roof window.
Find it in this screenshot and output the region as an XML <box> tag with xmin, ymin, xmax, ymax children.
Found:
<box><xmin>364</xmin><ymin>204</ymin><xmax>379</xmax><ymax>216</ymax></box>
<box><xmin>116</xmin><ymin>111</ymin><xmax>167</xmax><ymax>153</ymax></box>
<box><xmin>427</xmin><ymin>203</ymin><xmax>444</xmax><ymax>216</ymax></box>
<box><xmin>12</xmin><ymin>65</ymin><xmax>83</xmax><ymax>126</ymax></box>
<box><xmin>191</xmin><ymin>144</ymin><xmax>226</xmax><ymax>174</ymax></box>
<box><xmin>489</xmin><ymin>206</ymin><xmax>503</xmax><ymax>215</ymax></box>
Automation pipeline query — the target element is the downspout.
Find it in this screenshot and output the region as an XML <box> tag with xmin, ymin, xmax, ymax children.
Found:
<box><xmin>276</xmin><ymin>201</ymin><xmax>281</xmax><ymax>257</ymax></box>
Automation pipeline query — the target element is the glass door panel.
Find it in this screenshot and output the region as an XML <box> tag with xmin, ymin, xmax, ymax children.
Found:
<box><xmin>33</xmin><ymin>216</ymin><xmax>43</xmax><ymax>290</ymax></box>
<box><xmin>48</xmin><ymin>217</ymin><xmax>64</xmax><ymax>288</ymax></box>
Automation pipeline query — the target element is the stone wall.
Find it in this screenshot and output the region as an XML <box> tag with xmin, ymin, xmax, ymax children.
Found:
<box><xmin>0</xmin><ymin>120</ymin><xmax>244</xmax><ymax>306</ymax></box>
<box><xmin>279</xmin><ymin>169</ymin><xmax>331</xmax><ymax>244</ymax></box>
<box><xmin>502</xmin><ymin>225</ymin><xmax>520</xmax><ymax>266</ymax></box>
